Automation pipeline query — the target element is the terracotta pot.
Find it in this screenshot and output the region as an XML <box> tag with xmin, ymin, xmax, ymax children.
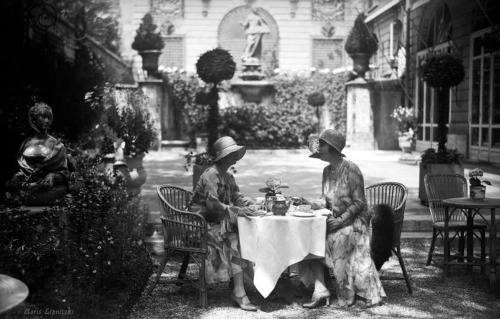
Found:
<box><xmin>398</xmin><ymin>136</ymin><xmax>413</xmax><ymax>154</ymax></box>
<box><xmin>139</xmin><ymin>50</ymin><xmax>162</xmax><ymax>78</ymax></box>
<box><xmin>349</xmin><ymin>52</ymin><xmax>372</xmax><ymax>78</ymax></box>
<box><xmin>469</xmin><ymin>186</ymin><xmax>486</xmax><ymax>200</ymax></box>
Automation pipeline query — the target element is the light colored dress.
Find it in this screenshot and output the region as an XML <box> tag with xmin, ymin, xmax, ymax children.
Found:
<box><xmin>303</xmin><ymin>159</ymin><xmax>386</xmax><ymax>306</ymax></box>
<box><xmin>188</xmin><ymin>165</ymin><xmax>252</xmax><ymax>284</ymax></box>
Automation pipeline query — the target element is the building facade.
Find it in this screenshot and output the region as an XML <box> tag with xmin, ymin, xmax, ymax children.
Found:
<box><xmin>366</xmin><ymin>0</ymin><xmax>500</xmax><ymax>164</ymax></box>
<box><xmin>116</xmin><ymin>0</ymin><xmax>367</xmax><ymax>78</ymax></box>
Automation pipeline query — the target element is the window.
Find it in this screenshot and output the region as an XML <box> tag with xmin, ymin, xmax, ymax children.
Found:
<box><xmin>312</xmin><ymin>38</ymin><xmax>343</xmax><ymax>70</ymax></box>
<box><xmin>159</xmin><ymin>36</ymin><xmax>184</xmax><ymax>69</ymax></box>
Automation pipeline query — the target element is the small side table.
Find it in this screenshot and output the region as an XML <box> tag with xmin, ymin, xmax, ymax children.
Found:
<box><xmin>442</xmin><ymin>197</ymin><xmax>500</xmax><ymax>294</ymax></box>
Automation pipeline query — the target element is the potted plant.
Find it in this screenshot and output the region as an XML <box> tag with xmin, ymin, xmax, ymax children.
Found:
<box><xmin>132</xmin><ymin>13</ymin><xmax>165</xmax><ymax>78</ymax></box>
<box><xmin>344</xmin><ymin>13</ymin><xmax>378</xmax><ymax>78</ymax></box>
<box><xmin>468</xmin><ymin>168</ymin><xmax>492</xmax><ymax>200</ymax></box>
<box><xmin>103</xmin><ymin>88</ymin><xmax>157</xmax><ymax>194</ymax></box>
<box><xmin>418</xmin><ymin>52</ymin><xmax>466</xmax><ymax>204</ymax></box>
<box><xmin>390</xmin><ymin>105</ymin><xmax>417</xmax><ymax>153</ymax></box>
<box><xmin>308</xmin><ymin>91</ymin><xmax>326</xmax><ymax>133</ymax></box>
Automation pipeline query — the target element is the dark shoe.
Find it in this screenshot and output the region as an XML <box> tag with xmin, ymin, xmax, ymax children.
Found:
<box><xmin>302</xmin><ymin>290</ymin><xmax>331</xmax><ymax>308</ymax></box>
<box><xmin>230</xmin><ymin>293</ymin><xmax>258</xmax><ymax>311</ymax></box>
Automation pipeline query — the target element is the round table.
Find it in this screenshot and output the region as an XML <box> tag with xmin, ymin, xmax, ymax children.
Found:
<box><xmin>442</xmin><ymin>197</ymin><xmax>500</xmax><ymax>294</ymax></box>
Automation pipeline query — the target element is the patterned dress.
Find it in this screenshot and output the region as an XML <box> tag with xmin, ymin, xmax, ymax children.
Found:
<box><xmin>303</xmin><ymin>159</ymin><xmax>386</xmax><ymax>306</ymax></box>
<box><xmin>188</xmin><ymin>165</ymin><xmax>252</xmax><ymax>284</ymax></box>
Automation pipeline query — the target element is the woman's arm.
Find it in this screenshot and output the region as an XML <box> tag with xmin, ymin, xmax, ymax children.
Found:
<box><xmin>327</xmin><ymin>164</ymin><xmax>367</xmax><ymax>232</ymax></box>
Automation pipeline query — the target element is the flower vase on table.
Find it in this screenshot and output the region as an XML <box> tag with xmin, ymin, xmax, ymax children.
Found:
<box><xmin>468</xmin><ymin>168</ymin><xmax>491</xmax><ymax>201</ymax></box>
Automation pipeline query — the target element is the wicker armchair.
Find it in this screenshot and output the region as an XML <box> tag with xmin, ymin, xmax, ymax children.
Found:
<box><xmin>365</xmin><ymin>182</ymin><xmax>412</xmax><ymax>294</ymax></box>
<box><xmin>146</xmin><ymin>185</ymin><xmax>209</xmax><ymax>307</ymax></box>
<box><xmin>423</xmin><ymin>173</ymin><xmax>486</xmax><ymax>271</ymax></box>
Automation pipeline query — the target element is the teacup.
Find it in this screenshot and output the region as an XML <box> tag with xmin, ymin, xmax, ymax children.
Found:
<box><xmin>255</xmin><ymin>197</ymin><xmax>265</xmax><ymax>204</ymax></box>
<box><xmin>298</xmin><ymin>204</ymin><xmax>312</xmax><ymax>213</ymax></box>
<box><xmin>249</xmin><ymin>204</ymin><xmax>261</xmax><ymax>211</ymax></box>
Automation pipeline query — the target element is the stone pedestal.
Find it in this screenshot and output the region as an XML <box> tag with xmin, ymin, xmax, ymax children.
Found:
<box><xmin>230</xmin><ymin>80</ymin><xmax>274</xmax><ymax>106</ymax></box>
<box><xmin>138</xmin><ymin>79</ymin><xmax>164</xmax><ymax>148</ymax></box>
<box><xmin>346</xmin><ymin>78</ymin><xmax>375</xmax><ymax>149</ymax></box>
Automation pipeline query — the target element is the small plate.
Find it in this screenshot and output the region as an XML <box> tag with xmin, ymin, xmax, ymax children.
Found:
<box><xmin>289</xmin><ymin>212</ymin><xmax>315</xmax><ymax>217</ymax></box>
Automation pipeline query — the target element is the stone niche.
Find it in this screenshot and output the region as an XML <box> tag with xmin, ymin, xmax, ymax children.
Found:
<box><xmin>217</xmin><ymin>6</ymin><xmax>279</xmax><ymax>80</ymax></box>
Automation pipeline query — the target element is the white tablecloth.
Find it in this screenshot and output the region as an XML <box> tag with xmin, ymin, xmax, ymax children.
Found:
<box><xmin>237</xmin><ymin>215</ymin><xmax>327</xmax><ymax>298</ymax></box>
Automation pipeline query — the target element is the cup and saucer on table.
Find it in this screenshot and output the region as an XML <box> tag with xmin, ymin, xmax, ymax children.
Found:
<box><xmin>287</xmin><ymin>204</ymin><xmax>332</xmax><ymax>218</ymax></box>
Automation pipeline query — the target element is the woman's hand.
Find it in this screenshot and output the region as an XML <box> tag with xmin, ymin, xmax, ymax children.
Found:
<box><xmin>326</xmin><ymin>216</ymin><xmax>343</xmax><ymax>233</ymax></box>
<box><xmin>237</xmin><ymin>207</ymin><xmax>257</xmax><ymax>218</ymax></box>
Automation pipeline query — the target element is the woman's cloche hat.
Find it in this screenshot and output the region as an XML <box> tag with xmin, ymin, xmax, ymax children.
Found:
<box><xmin>309</xmin><ymin>129</ymin><xmax>346</xmax><ymax>158</ymax></box>
<box><xmin>214</xmin><ymin>136</ymin><xmax>247</xmax><ymax>162</ymax></box>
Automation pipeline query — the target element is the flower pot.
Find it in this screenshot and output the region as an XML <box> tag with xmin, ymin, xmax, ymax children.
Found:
<box><xmin>469</xmin><ymin>186</ymin><xmax>486</xmax><ymax>200</ymax></box>
<box><xmin>398</xmin><ymin>136</ymin><xmax>413</xmax><ymax>154</ymax></box>
<box><xmin>126</xmin><ymin>153</ymin><xmax>147</xmax><ymax>195</ymax></box>
<box><xmin>349</xmin><ymin>52</ymin><xmax>372</xmax><ymax>78</ymax></box>
<box><xmin>139</xmin><ymin>50</ymin><xmax>162</xmax><ymax>78</ymax></box>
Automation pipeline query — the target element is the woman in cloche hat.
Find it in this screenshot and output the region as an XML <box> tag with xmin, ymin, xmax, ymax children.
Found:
<box><xmin>188</xmin><ymin>136</ymin><xmax>259</xmax><ymax>311</ymax></box>
<box><xmin>300</xmin><ymin>129</ymin><xmax>386</xmax><ymax>309</ymax></box>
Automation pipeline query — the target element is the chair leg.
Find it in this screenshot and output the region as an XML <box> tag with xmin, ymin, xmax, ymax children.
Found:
<box><xmin>427</xmin><ymin>228</ymin><xmax>437</xmax><ymax>266</ymax></box>
<box><xmin>480</xmin><ymin>228</ymin><xmax>486</xmax><ymax>274</ymax></box>
<box><xmin>177</xmin><ymin>252</ymin><xmax>191</xmax><ymax>286</ymax></box>
<box><xmin>394</xmin><ymin>246</ymin><xmax>413</xmax><ymax>294</ymax></box>
<box><xmin>147</xmin><ymin>249</ymin><xmax>174</xmax><ymax>295</ymax></box>
<box><xmin>458</xmin><ymin>230</ymin><xmax>465</xmax><ymax>263</ymax></box>
<box><xmin>200</xmin><ymin>253</ymin><xmax>207</xmax><ymax>308</ymax></box>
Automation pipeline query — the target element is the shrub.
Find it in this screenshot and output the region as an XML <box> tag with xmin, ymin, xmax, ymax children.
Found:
<box><xmin>0</xmin><ymin>155</ymin><xmax>153</xmax><ymax>318</ymax></box>
<box><xmin>96</xmin><ymin>87</ymin><xmax>157</xmax><ymax>156</ymax></box>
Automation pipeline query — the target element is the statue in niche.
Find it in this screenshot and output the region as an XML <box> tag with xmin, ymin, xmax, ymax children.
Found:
<box><xmin>240</xmin><ymin>8</ymin><xmax>270</xmax><ymax>63</ymax></box>
<box><xmin>6</xmin><ymin>102</ymin><xmax>78</xmax><ymax>205</ymax></box>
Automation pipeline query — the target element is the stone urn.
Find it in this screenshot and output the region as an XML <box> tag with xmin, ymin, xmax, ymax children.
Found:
<box><xmin>470</xmin><ymin>185</ymin><xmax>486</xmax><ymax>200</ymax></box>
<box><xmin>398</xmin><ymin>133</ymin><xmax>415</xmax><ymax>154</ymax></box>
<box><xmin>349</xmin><ymin>52</ymin><xmax>372</xmax><ymax>78</ymax></box>
<box><xmin>126</xmin><ymin>153</ymin><xmax>148</xmax><ymax>195</ymax></box>
<box><xmin>139</xmin><ymin>50</ymin><xmax>162</xmax><ymax>78</ymax></box>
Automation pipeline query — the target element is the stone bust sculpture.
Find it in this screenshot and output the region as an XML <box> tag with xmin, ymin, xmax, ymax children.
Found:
<box><xmin>7</xmin><ymin>102</ymin><xmax>76</xmax><ymax>204</ymax></box>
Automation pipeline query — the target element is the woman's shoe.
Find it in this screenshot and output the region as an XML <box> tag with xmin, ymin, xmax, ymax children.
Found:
<box><xmin>230</xmin><ymin>293</ymin><xmax>258</xmax><ymax>311</ymax></box>
<box><xmin>302</xmin><ymin>290</ymin><xmax>331</xmax><ymax>308</ymax></box>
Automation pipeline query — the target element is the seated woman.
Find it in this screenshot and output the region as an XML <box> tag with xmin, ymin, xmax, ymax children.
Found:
<box><xmin>300</xmin><ymin>129</ymin><xmax>386</xmax><ymax>308</ymax></box>
<box><xmin>8</xmin><ymin>102</ymin><xmax>73</xmax><ymax>192</ymax></box>
<box><xmin>188</xmin><ymin>136</ymin><xmax>258</xmax><ymax>311</ymax></box>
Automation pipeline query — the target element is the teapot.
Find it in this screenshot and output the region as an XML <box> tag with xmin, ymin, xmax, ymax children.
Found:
<box><xmin>272</xmin><ymin>195</ymin><xmax>291</xmax><ymax>216</ymax></box>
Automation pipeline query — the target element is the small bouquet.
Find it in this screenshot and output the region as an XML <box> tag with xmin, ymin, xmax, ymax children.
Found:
<box><xmin>469</xmin><ymin>168</ymin><xmax>492</xmax><ymax>187</ymax></box>
<box><xmin>258</xmin><ymin>177</ymin><xmax>289</xmax><ymax>196</ymax></box>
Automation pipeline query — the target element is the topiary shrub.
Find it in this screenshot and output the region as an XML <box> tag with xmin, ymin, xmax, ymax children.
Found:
<box><xmin>345</xmin><ymin>13</ymin><xmax>378</xmax><ymax>54</ymax></box>
<box><xmin>421</xmin><ymin>53</ymin><xmax>465</xmax><ymax>88</ymax></box>
<box><xmin>131</xmin><ymin>13</ymin><xmax>164</xmax><ymax>51</ymax></box>
<box><xmin>195</xmin><ymin>48</ymin><xmax>236</xmax><ymax>154</ymax></box>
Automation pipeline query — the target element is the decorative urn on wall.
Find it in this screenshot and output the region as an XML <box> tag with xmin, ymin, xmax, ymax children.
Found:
<box><xmin>345</xmin><ymin>13</ymin><xmax>378</xmax><ymax>78</ymax></box>
<box><xmin>132</xmin><ymin>13</ymin><xmax>165</xmax><ymax>79</ymax></box>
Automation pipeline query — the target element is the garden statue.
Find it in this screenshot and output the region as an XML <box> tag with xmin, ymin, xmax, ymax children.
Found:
<box><xmin>241</xmin><ymin>8</ymin><xmax>269</xmax><ymax>62</ymax></box>
<box><xmin>6</xmin><ymin>102</ymin><xmax>78</xmax><ymax>205</ymax></box>
<box><xmin>239</xmin><ymin>8</ymin><xmax>269</xmax><ymax>80</ymax></box>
